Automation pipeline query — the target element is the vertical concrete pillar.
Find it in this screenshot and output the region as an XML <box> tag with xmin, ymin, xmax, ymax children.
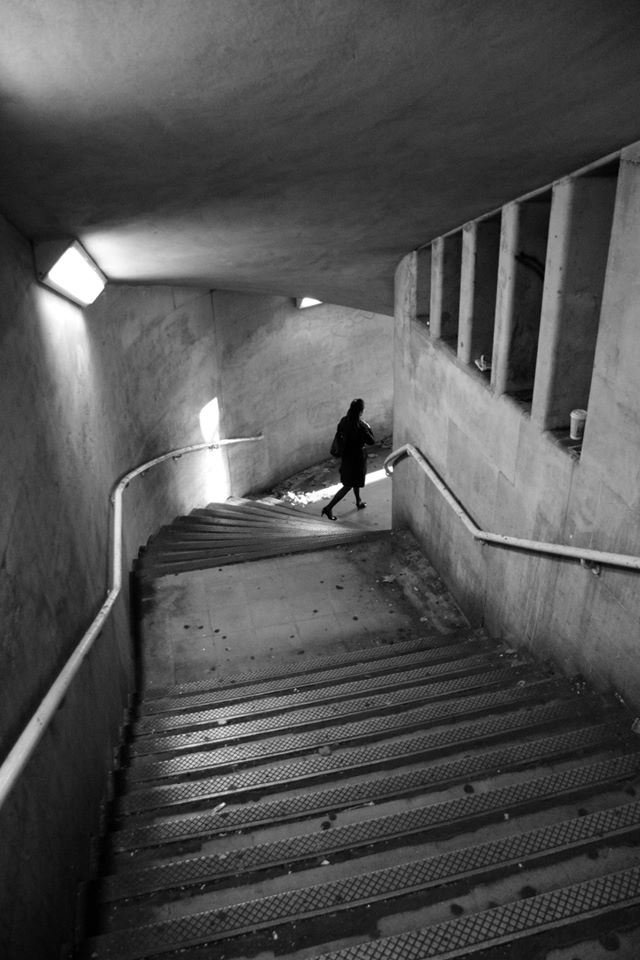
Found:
<box><xmin>459</xmin><ymin>217</ymin><xmax>501</xmax><ymax>368</ymax></box>
<box><xmin>416</xmin><ymin>246</ymin><xmax>431</xmax><ymax>329</ymax></box>
<box><xmin>584</xmin><ymin>141</ymin><xmax>640</xmax><ymax>503</ymax></box>
<box><xmin>492</xmin><ymin>196</ymin><xmax>550</xmax><ymax>400</ymax></box>
<box><xmin>393</xmin><ymin>251</ymin><xmax>416</xmax><ymax>440</ymax></box>
<box><xmin>430</xmin><ymin>234</ymin><xmax>461</xmax><ymax>346</ymax></box>
<box><xmin>429</xmin><ymin>236</ymin><xmax>444</xmax><ymax>339</ymax></box>
<box><xmin>441</xmin><ymin>232</ymin><xmax>462</xmax><ymax>347</ymax></box>
<box><xmin>458</xmin><ymin>222</ymin><xmax>476</xmax><ymax>364</ymax></box>
<box><xmin>492</xmin><ymin>203</ymin><xmax>519</xmax><ymax>395</ymax></box>
<box><xmin>532</xmin><ymin>175</ymin><xmax>617</xmax><ymax>430</ymax></box>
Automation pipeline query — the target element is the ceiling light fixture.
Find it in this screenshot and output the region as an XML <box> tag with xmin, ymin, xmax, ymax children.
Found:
<box><xmin>297</xmin><ymin>297</ymin><xmax>322</xmax><ymax>309</ymax></box>
<box><xmin>34</xmin><ymin>239</ymin><xmax>107</xmax><ymax>307</ymax></box>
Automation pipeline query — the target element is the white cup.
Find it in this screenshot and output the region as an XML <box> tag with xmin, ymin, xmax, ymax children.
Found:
<box><xmin>569</xmin><ymin>409</ymin><xmax>587</xmax><ymax>441</ymax></box>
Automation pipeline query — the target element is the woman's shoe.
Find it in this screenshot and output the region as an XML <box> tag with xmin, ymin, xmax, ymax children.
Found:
<box><xmin>356</xmin><ymin>501</ymin><xmax>367</xmax><ymax>510</ymax></box>
<box><xmin>321</xmin><ymin>506</ymin><xmax>337</xmax><ymax>521</ymax></box>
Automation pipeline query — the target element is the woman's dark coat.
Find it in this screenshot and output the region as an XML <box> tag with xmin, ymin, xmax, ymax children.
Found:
<box><xmin>336</xmin><ymin>416</ymin><xmax>374</xmax><ymax>488</ymax></box>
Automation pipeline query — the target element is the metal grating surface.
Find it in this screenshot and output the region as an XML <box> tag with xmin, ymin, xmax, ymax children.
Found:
<box><xmin>119</xmin><ymin>703</ymin><xmax>618</xmax><ymax>814</ymax></box>
<box><xmin>315</xmin><ymin>866</ymin><xmax>640</xmax><ymax>960</ymax></box>
<box><xmin>113</xmin><ymin>734</ymin><xmax>636</xmax><ymax>853</ymax></box>
<box><xmin>135</xmin><ymin>646</ymin><xmax>503</xmax><ymax>733</ymax></box>
<box><xmin>143</xmin><ymin>635</ymin><xmax>479</xmax><ymax>705</ymax></box>
<box><xmin>92</xmin><ymin>803</ymin><xmax>640</xmax><ymax>956</ymax></box>
<box><xmin>105</xmin><ymin>744</ymin><xmax>639</xmax><ymax>902</ymax></box>
<box><xmin>127</xmin><ymin>688</ymin><xmax>596</xmax><ymax>785</ymax></box>
<box><xmin>130</xmin><ymin>661</ymin><xmax>533</xmax><ymax>758</ymax></box>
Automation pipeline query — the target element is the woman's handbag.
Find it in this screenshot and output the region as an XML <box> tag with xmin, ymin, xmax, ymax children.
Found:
<box><xmin>330</xmin><ymin>429</ymin><xmax>344</xmax><ymax>458</ymax></box>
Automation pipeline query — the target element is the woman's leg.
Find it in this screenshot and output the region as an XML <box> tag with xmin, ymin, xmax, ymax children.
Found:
<box><xmin>322</xmin><ymin>485</ymin><xmax>351</xmax><ymax>519</ymax></box>
<box><xmin>354</xmin><ymin>486</ymin><xmax>366</xmax><ymax>509</ymax></box>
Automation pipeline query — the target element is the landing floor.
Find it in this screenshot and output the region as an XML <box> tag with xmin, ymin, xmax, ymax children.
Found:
<box><xmin>138</xmin><ymin>530</ymin><xmax>470</xmax><ymax>693</ymax></box>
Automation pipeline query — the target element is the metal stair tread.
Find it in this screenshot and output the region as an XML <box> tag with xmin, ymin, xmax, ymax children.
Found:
<box><xmin>91</xmin><ymin>803</ymin><xmax>640</xmax><ymax>957</ymax></box>
<box><xmin>124</xmin><ymin>671</ymin><xmax>563</xmax><ymax>782</ymax></box>
<box><xmin>117</xmin><ymin>699</ymin><xmax>622</xmax><ymax>812</ymax></box>
<box><xmin>305</xmin><ymin>864</ymin><xmax>640</xmax><ymax>960</ymax></box>
<box><xmin>141</xmin><ymin>631</ymin><xmax>487</xmax><ymax>707</ymax></box>
<box><xmin>129</xmin><ymin>668</ymin><xmax>551</xmax><ymax>763</ymax></box>
<box><xmin>87</xmin><ymin>864</ymin><xmax>640</xmax><ymax>958</ymax></box>
<box><xmin>111</xmin><ymin>731</ymin><xmax>637</xmax><ymax>857</ymax></box>
<box><xmin>101</xmin><ymin>751</ymin><xmax>640</xmax><ymax>906</ymax></box>
<box><xmin>131</xmin><ymin>649</ymin><xmax>522</xmax><ymax>741</ymax></box>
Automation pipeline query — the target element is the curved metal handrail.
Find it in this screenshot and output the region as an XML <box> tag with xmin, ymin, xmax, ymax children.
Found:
<box><xmin>385</xmin><ymin>442</ymin><xmax>640</xmax><ymax>572</ymax></box>
<box><xmin>0</xmin><ymin>435</ymin><xmax>263</xmax><ymax>810</ymax></box>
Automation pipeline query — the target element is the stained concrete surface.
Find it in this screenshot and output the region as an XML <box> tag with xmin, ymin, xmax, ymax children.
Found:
<box><xmin>139</xmin><ymin>532</ymin><xmax>470</xmax><ymax>693</ymax></box>
<box><xmin>138</xmin><ymin>447</ymin><xmax>469</xmax><ymax>692</ymax></box>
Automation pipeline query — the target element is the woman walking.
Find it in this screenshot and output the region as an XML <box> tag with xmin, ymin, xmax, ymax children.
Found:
<box><xmin>322</xmin><ymin>398</ymin><xmax>374</xmax><ymax>520</ymax></box>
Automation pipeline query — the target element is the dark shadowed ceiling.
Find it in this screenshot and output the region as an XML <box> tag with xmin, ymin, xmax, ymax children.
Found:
<box><xmin>2</xmin><ymin>0</ymin><xmax>640</xmax><ymax>314</ymax></box>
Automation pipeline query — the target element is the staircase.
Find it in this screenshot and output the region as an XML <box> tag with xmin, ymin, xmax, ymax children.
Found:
<box><xmin>135</xmin><ymin>498</ymin><xmax>385</xmax><ymax>578</ymax></box>
<box><xmin>76</xmin><ymin>501</ymin><xmax>640</xmax><ymax>960</ymax></box>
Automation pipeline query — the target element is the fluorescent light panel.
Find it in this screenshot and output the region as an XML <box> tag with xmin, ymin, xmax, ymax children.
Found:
<box><xmin>297</xmin><ymin>297</ymin><xmax>322</xmax><ymax>309</ymax></box>
<box><xmin>38</xmin><ymin>240</ymin><xmax>106</xmax><ymax>306</ymax></box>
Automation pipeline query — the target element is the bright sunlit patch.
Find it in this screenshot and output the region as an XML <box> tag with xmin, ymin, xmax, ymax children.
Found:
<box><xmin>199</xmin><ymin>397</ymin><xmax>220</xmax><ymax>443</ymax></box>
<box><xmin>198</xmin><ymin>397</ymin><xmax>229</xmax><ymax>502</ymax></box>
<box><xmin>39</xmin><ymin>241</ymin><xmax>106</xmax><ymax>306</ymax></box>
<box><xmin>297</xmin><ymin>297</ymin><xmax>322</xmax><ymax>309</ymax></box>
<box><xmin>293</xmin><ymin>467</ymin><xmax>389</xmax><ymax>504</ymax></box>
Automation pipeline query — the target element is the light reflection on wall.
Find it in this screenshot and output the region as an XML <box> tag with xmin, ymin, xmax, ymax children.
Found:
<box><xmin>199</xmin><ymin>396</ymin><xmax>230</xmax><ymax>503</ymax></box>
<box><xmin>33</xmin><ymin>286</ymin><xmax>97</xmax><ymax>456</ymax></box>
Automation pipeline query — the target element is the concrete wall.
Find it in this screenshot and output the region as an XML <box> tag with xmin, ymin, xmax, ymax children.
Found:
<box><xmin>0</xmin><ymin>215</ymin><xmax>226</xmax><ymax>958</ymax></box>
<box><xmin>212</xmin><ymin>291</ymin><xmax>393</xmax><ymax>497</ymax></box>
<box><xmin>0</xmin><ymin>223</ymin><xmax>392</xmax><ymax>958</ymax></box>
<box><xmin>392</xmin><ymin>147</ymin><xmax>640</xmax><ymax>712</ymax></box>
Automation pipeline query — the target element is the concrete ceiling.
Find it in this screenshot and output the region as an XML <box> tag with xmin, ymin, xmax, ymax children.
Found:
<box><xmin>2</xmin><ymin>1</ymin><xmax>640</xmax><ymax>315</ymax></box>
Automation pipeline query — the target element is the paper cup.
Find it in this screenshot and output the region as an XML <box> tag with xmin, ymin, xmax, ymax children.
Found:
<box><xmin>569</xmin><ymin>409</ymin><xmax>587</xmax><ymax>441</ymax></box>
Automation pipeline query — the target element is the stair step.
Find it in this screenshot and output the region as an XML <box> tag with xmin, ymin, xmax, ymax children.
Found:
<box><xmin>142</xmin><ymin>532</ymin><xmax>370</xmax><ymax>558</ymax></box>
<box><xmin>110</xmin><ymin>731</ymin><xmax>638</xmax><ymax>860</ymax></box>
<box><xmin>141</xmin><ymin>630</ymin><xmax>488</xmax><ymax>706</ymax></box>
<box><xmin>127</xmin><ymin>668</ymin><xmax>551</xmax><ymax>764</ymax></box>
<box><xmin>150</xmin><ymin>519</ymin><xmax>352</xmax><ymax>540</ymax></box>
<box><xmin>319</xmin><ymin>865</ymin><xmax>640</xmax><ymax>960</ymax></box>
<box><xmin>100</xmin><ymin>752</ymin><xmax>640</xmax><ymax>910</ymax></box>
<box><xmin>146</xmin><ymin>529</ymin><xmax>342</xmax><ymax>548</ymax></box>
<box><xmin>123</xmin><ymin>671</ymin><xmax>569</xmax><ymax>785</ymax></box>
<box><xmin>87</xmin><ymin>503</ymin><xmax>640</xmax><ymax>960</ymax></box>
<box><xmin>117</xmin><ymin>700</ymin><xmax>622</xmax><ymax>815</ymax></box>
<box><xmin>86</xmin><ymin>863</ymin><xmax>640</xmax><ymax>958</ymax></box>
<box><xmin>90</xmin><ymin>803</ymin><xmax>640</xmax><ymax>956</ymax></box>
<box><xmin>210</xmin><ymin>497</ymin><xmax>352</xmax><ymax>525</ymax></box>
<box><xmin>131</xmin><ymin>648</ymin><xmax>520</xmax><ymax>742</ymax></box>
<box><xmin>136</xmin><ymin>532</ymin><xmax>386</xmax><ymax>575</ymax></box>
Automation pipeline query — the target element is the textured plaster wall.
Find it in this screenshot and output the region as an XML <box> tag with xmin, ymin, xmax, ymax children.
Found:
<box><xmin>0</xmin><ymin>216</ymin><xmax>221</xmax><ymax>959</ymax></box>
<box><xmin>211</xmin><ymin>292</ymin><xmax>393</xmax><ymax>497</ymax></box>
<box><xmin>393</xmin><ymin>198</ymin><xmax>640</xmax><ymax>712</ymax></box>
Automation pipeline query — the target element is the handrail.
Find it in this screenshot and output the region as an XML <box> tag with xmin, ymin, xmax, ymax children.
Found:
<box><xmin>384</xmin><ymin>442</ymin><xmax>640</xmax><ymax>572</ymax></box>
<box><xmin>0</xmin><ymin>435</ymin><xmax>263</xmax><ymax>811</ymax></box>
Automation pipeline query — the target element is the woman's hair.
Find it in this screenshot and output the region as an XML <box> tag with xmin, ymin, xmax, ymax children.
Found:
<box><xmin>346</xmin><ymin>398</ymin><xmax>364</xmax><ymax>422</ymax></box>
